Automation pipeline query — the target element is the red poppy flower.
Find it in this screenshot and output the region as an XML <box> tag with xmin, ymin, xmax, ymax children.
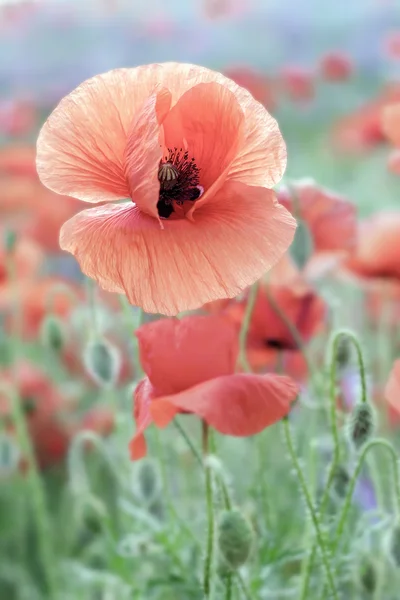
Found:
<box><xmin>383</xmin><ymin>31</ymin><xmax>400</xmax><ymax>60</ymax></box>
<box><xmin>279</xmin><ymin>66</ymin><xmax>314</xmax><ymax>102</ymax></box>
<box><xmin>224</xmin><ymin>66</ymin><xmax>276</xmax><ymax>111</ymax></box>
<box><xmin>129</xmin><ymin>314</ymin><xmax>299</xmax><ymax>459</ymax></box>
<box><xmin>332</xmin><ymin>84</ymin><xmax>400</xmax><ymax>153</ymax></box>
<box><xmin>0</xmin><ymin>235</ymin><xmax>43</xmax><ymax>310</ymax></box>
<box><xmin>345</xmin><ymin>212</ymin><xmax>400</xmax><ymax>281</ymax></box>
<box><xmin>0</xmin><ymin>362</ymin><xmax>115</xmax><ymax>470</ymax></box>
<box><xmin>277</xmin><ymin>179</ymin><xmax>357</xmax><ymax>254</ymax></box>
<box><xmin>319</xmin><ymin>51</ymin><xmax>353</xmax><ymax>82</ymax></box>
<box><xmin>211</xmin><ymin>258</ymin><xmax>326</xmax><ymax>378</ymax></box>
<box><xmin>36</xmin><ymin>63</ymin><xmax>296</xmax><ymax>316</ymax></box>
<box><xmin>382</xmin><ymin>103</ymin><xmax>400</xmax><ymax>174</ymax></box>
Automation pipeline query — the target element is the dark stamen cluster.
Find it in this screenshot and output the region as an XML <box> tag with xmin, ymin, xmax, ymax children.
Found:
<box><xmin>157</xmin><ymin>147</ymin><xmax>202</xmax><ymax>218</ymax></box>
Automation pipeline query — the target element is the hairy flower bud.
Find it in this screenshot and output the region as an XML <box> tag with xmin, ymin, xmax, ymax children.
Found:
<box><xmin>40</xmin><ymin>315</ymin><xmax>66</xmax><ymax>353</ymax></box>
<box><xmin>358</xmin><ymin>558</ymin><xmax>376</xmax><ymax>594</ymax></box>
<box><xmin>331</xmin><ymin>464</ymin><xmax>351</xmax><ymax>500</ymax></box>
<box><xmin>348</xmin><ymin>403</ymin><xmax>375</xmax><ymax>450</ymax></box>
<box><xmin>83</xmin><ymin>337</ymin><xmax>121</xmax><ymax>388</ymax></box>
<box><xmin>136</xmin><ymin>458</ymin><xmax>161</xmax><ymax>505</ymax></box>
<box><xmin>218</xmin><ymin>509</ymin><xmax>253</xmax><ymax>570</ymax></box>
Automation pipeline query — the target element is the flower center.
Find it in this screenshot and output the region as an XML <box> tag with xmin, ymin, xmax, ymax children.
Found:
<box><xmin>157</xmin><ymin>147</ymin><xmax>203</xmax><ymax>219</ymax></box>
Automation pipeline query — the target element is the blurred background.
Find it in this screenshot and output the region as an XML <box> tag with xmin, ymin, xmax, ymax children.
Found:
<box><xmin>2</xmin><ymin>1</ymin><xmax>400</xmax><ymax>599</ymax></box>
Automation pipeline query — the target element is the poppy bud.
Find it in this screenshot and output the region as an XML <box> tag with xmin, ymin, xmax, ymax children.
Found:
<box><xmin>83</xmin><ymin>337</ymin><xmax>121</xmax><ymax>388</ymax></box>
<box><xmin>348</xmin><ymin>403</ymin><xmax>376</xmax><ymax>450</ymax></box>
<box><xmin>289</xmin><ymin>218</ymin><xmax>314</xmax><ymax>270</ymax></box>
<box><xmin>136</xmin><ymin>458</ymin><xmax>161</xmax><ymax>505</ymax></box>
<box><xmin>218</xmin><ymin>509</ymin><xmax>254</xmax><ymax>570</ymax></box>
<box><xmin>331</xmin><ymin>464</ymin><xmax>351</xmax><ymax>500</ymax></box>
<box><xmin>40</xmin><ymin>314</ymin><xmax>66</xmax><ymax>353</ymax></box>
<box><xmin>3</xmin><ymin>229</ymin><xmax>17</xmax><ymax>253</ymax></box>
<box><xmin>358</xmin><ymin>558</ymin><xmax>376</xmax><ymax>594</ymax></box>
<box><xmin>387</xmin><ymin>522</ymin><xmax>400</xmax><ymax>567</ymax></box>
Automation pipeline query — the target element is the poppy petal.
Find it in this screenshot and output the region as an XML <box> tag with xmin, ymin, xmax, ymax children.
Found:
<box><xmin>162</xmin><ymin>82</ymin><xmax>244</xmax><ymax>196</ymax></box>
<box><xmin>385</xmin><ymin>360</ymin><xmax>400</xmax><ymax>414</ymax></box>
<box><xmin>129</xmin><ymin>378</ymin><xmax>155</xmax><ymax>460</ymax></box>
<box><xmin>388</xmin><ymin>149</ymin><xmax>400</xmax><ymax>174</ymax></box>
<box><xmin>382</xmin><ymin>104</ymin><xmax>400</xmax><ymax>146</ymax></box>
<box><xmin>150</xmin><ymin>373</ymin><xmax>299</xmax><ymax>435</ymax></box>
<box><xmin>136</xmin><ymin>315</ymin><xmax>238</xmax><ymax>395</ymax></box>
<box><xmin>60</xmin><ymin>182</ymin><xmax>296</xmax><ymax>315</ymax></box>
<box><xmin>124</xmin><ymin>89</ymin><xmax>171</xmax><ymax>220</ymax></box>
<box><xmin>36</xmin><ymin>69</ymin><xmax>154</xmax><ymax>203</ymax></box>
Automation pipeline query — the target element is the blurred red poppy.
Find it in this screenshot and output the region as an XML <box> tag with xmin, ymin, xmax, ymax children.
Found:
<box><xmin>224</xmin><ymin>66</ymin><xmax>276</xmax><ymax>111</ymax></box>
<box><xmin>382</xmin><ymin>103</ymin><xmax>400</xmax><ymax>174</ymax></box>
<box><xmin>319</xmin><ymin>51</ymin><xmax>353</xmax><ymax>82</ymax></box>
<box><xmin>277</xmin><ymin>179</ymin><xmax>357</xmax><ymax>255</ymax></box>
<box><xmin>0</xmin><ymin>362</ymin><xmax>115</xmax><ymax>470</ymax></box>
<box><xmin>0</xmin><ymin>234</ymin><xmax>43</xmax><ymax>309</ymax></box>
<box><xmin>333</xmin><ymin>84</ymin><xmax>400</xmax><ymax>153</ymax></box>
<box><xmin>209</xmin><ymin>258</ymin><xmax>326</xmax><ymax>378</ymax></box>
<box><xmin>129</xmin><ymin>314</ymin><xmax>298</xmax><ymax>459</ymax></box>
<box><xmin>0</xmin><ymin>145</ymin><xmax>37</xmax><ymax>177</ymax></box>
<box><xmin>279</xmin><ymin>66</ymin><xmax>314</xmax><ymax>102</ymax></box>
<box><xmin>345</xmin><ymin>212</ymin><xmax>400</xmax><ymax>281</ymax></box>
<box><xmin>385</xmin><ymin>360</ymin><xmax>400</xmax><ymax>421</ymax></box>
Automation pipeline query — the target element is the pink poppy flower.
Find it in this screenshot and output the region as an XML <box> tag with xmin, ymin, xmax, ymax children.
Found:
<box><xmin>36</xmin><ymin>63</ymin><xmax>296</xmax><ymax>316</ymax></box>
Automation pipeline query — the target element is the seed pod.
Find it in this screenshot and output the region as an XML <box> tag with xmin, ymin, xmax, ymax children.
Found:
<box><xmin>136</xmin><ymin>458</ymin><xmax>161</xmax><ymax>505</ymax></box>
<box><xmin>40</xmin><ymin>315</ymin><xmax>66</xmax><ymax>353</ymax></box>
<box><xmin>83</xmin><ymin>337</ymin><xmax>121</xmax><ymax>388</ymax></box>
<box><xmin>358</xmin><ymin>558</ymin><xmax>376</xmax><ymax>594</ymax></box>
<box><xmin>218</xmin><ymin>509</ymin><xmax>254</xmax><ymax>570</ymax></box>
<box><xmin>348</xmin><ymin>403</ymin><xmax>375</xmax><ymax>450</ymax></box>
<box><xmin>387</xmin><ymin>522</ymin><xmax>400</xmax><ymax>567</ymax></box>
<box><xmin>331</xmin><ymin>464</ymin><xmax>351</xmax><ymax>500</ymax></box>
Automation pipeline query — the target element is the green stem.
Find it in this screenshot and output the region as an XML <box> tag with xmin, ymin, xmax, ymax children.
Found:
<box><xmin>282</xmin><ymin>418</ymin><xmax>338</xmax><ymax>600</ymax></box>
<box><xmin>334</xmin><ymin>329</ymin><xmax>367</xmax><ymax>403</ymax></box>
<box><xmin>6</xmin><ymin>256</ymin><xmax>58</xmax><ymax>598</ymax></box>
<box><xmin>203</xmin><ymin>422</ymin><xmax>215</xmax><ymax>599</ymax></box>
<box><xmin>174</xmin><ymin>419</ymin><xmax>203</xmax><ymax>468</ymax></box>
<box><xmin>225</xmin><ymin>574</ymin><xmax>233</xmax><ymax>600</ymax></box>
<box><xmin>334</xmin><ymin>439</ymin><xmax>400</xmax><ymax>548</ymax></box>
<box><xmin>236</xmin><ymin>572</ymin><xmax>255</xmax><ymax>600</ymax></box>
<box><xmin>237</xmin><ymin>281</ymin><xmax>259</xmax><ymax>373</ymax></box>
<box><xmin>299</xmin><ymin>330</ymin><xmax>345</xmax><ymax>598</ymax></box>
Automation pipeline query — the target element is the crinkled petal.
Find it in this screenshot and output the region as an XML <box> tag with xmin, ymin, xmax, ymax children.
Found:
<box><xmin>37</xmin><ymin>69</ymin><xmax>157</xmax><ymax>203</ymax></box>
<box><xmin>60</xmin><ymin>182</ymin><xmax>296</xmax><ymax>315</ymax></box>
<box><xmin>37</xmin><ymin>63</ymin><xmax>286</xmax><ymax>205</ymax></box>
<box><xmin>150</xmin><ymin>373</ymin><xmax>299</xmax><ymax>435</ymax></box>
<box><xmin>136</xmin><ymin>315</ymin><xmax>238</xmax><ymax>395</ymax></box>
<box><xmin>162</xmin><ymin>82</ymin><xmax>244</xmax><ymax>198</ymax></box>
<box><xmin>124</xmin><ymin>89</ymin><xmax>171</xmax><ymax>219</ymax></box>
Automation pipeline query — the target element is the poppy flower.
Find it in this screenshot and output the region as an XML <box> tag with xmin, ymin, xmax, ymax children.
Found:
<box><xmin>2</xmin><ymin>277</ymin><xmax>79</xmax><ymax>339</ymax></box>
<box><xmin>208</xmin><ymin>257</ymin><xmax>326</xmax><ymax>378</ymax></box>
<box><xmin>383</xmin><ymin>31</ymin><xmax>400</xmax><ymax>60</ymax></box>
<box><xmin>385</xmin><ymin>361</ymin><xmax>400</xmax><ymax>425</ymax></box>
<box><xmin>345</xmin><ymin>212</ymin><xmax>400</xmax><ymax>281</ymax></box>
<box><xmin>382</xmin><ymin>103</ymin><xmax>400</xmax><ymax>175</ymax></box>
<box><xmin>277</xmin><ymin>179</ymin><xmax>357</xmax><ymax>255</ymax></box>
<box><xmin>332</xmin><ymin>84</ymin><xmax>400</xmax><ymax>153</ymax></box>
<box><xmin>223</xmin><ymin>66</ymin><xmax>276</xmax><ymax>111</ymax></box>
<box><xmin>0</xmin><ymin>234</ymin><xmax>43</xmax><ymax>310</ymax></box>
<box><xmin>129</xmin><ymin>314</ymin><xmax>299</xmax><ymax>459</ymax></box>
<box><xmin>279</xmin><ymin>66</ymin><xmax>314</xmax><ymax>102</ymax></box>
<box><xmin>36</xmin><ymin>63</ymin><xmax>296</xmax><ymax>316</ymax></box>
<box><xmin>319</xmin><ymin>51</ymin><xmax>353</xmax><ymax>82</ymax></box>
<box><xmin>0</xmin><ymin>145</ymin><xmax>37</xmax><ymax>178</ymax></box>
<box><xmin>202</xmin><ymin>0</ymin><xmax>247</xmax><ymax>19</ymax></box>
<box><xmin>0</xmin><ymin>362</ymin><xmax>115</xmax><ymax>470</ymax></box>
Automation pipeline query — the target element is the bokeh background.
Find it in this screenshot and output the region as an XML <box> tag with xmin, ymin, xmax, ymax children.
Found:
<box><xmin>2</xmin><ymin>1</ymin><xmax>400</xmax><ymax>599</ymax></box>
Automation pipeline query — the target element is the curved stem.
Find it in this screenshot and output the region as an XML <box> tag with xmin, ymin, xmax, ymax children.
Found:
<box><xmin>203</xmin><ymin>422</ymin><xmax>215</xmax><ymax>598</ymax></box>
<box><xmin>282</xmin><ymin>418</ymin><xmax>338</xmax><ymax>600</ymax></box>
<box><xmin>334</xmin><ymin>329</ymin><xmax>367</xmax><ymax>404</ymax></box>
<box><xmin>174</xmin><ymin>419</ymin><xmax>203</xmax><ymax>468</ymax></box>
